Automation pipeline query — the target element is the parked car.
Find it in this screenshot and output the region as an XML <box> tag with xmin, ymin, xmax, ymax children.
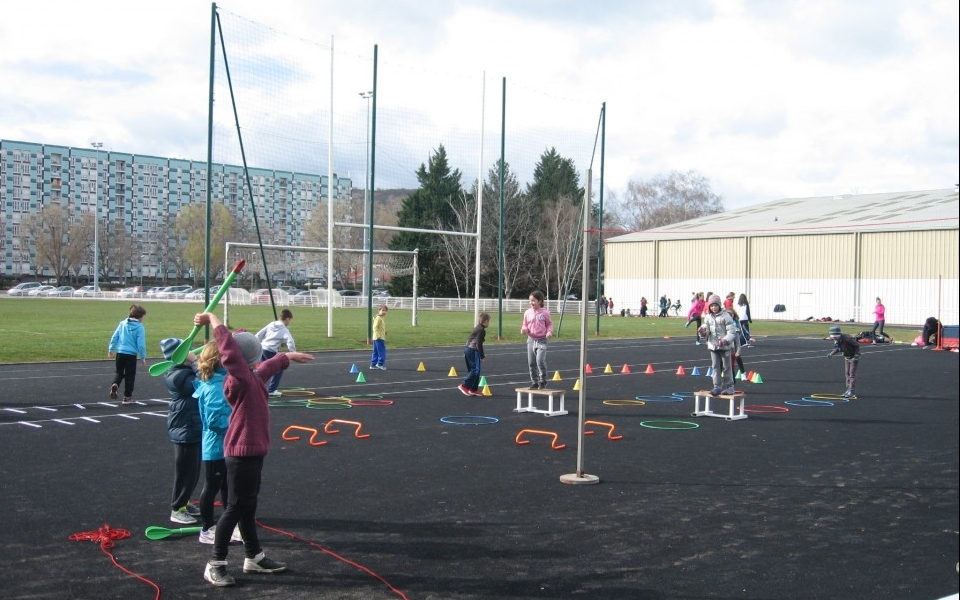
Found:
<box><xmin>250</xmin><ymin>288</ymin><xmax>278</xmax><ymax>304</ymax></box>
<box><xmin>44</xmin><ymin>286</ymin><xmax>76</xmax><ymax>297</ymax></box>
<box><xmin>185</xmin><ymin>286</ymin><xmax>219</xmax><ymax>301</ymax></box>
<box><xmin>27</xmin><ymin>285</ymin><xmax>57</xmax><ymax>297</ymax></box>
<box><xmin>291</xmin><ymin>290</ymin><xmax>316</xmax><ymax>305</ymax></box>
<box><xmin>7</xmin><ymin>282</ymin><xmax>42</xmax><ymax>296</ymax></box>
<box><xmin>73</xmin><ymin>285</ymin><xmax>102</xmax><ymax>297</ymax></box>
<box><xmin>117</xmin><ymin>286</ymin><xmax>144</xmax><ymax>298</ymax></box>
<box><xmin>372</xmin><ymin>289</ymin><xmax>389</xmax><ymax>297</ymax></box>
<box><xmin>145</xmin><ymin>286</ymin><xmax>164</xmax><ymax>298</ymax></box>
<box><xmin>155</xmin><ymin>285</ymin><xmax>192</xmax><ymax>299</ymax></box>
<box><xmin>339</xmin><ymin>289</ymin><xmax>361</xmax><ymax>297</ymax></box>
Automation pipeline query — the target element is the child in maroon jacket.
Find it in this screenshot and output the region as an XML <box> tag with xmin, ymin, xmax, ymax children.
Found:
<box><xmin>193</xmin><ymin>311</ymin><xmax>313</xmax><ymax>588</ymax></box>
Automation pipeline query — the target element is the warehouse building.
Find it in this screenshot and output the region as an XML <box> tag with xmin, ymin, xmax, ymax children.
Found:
<box><xmin>603</xmin><ymin>188</ymin><xmax>959</xmax><ymax>327</ymax></box>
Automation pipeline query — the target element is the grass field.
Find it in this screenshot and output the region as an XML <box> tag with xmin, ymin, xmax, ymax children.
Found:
<box><xmin>0</xmin><ymin>296</ymin><xmax>921</xmax><ymax>364</ymax></box>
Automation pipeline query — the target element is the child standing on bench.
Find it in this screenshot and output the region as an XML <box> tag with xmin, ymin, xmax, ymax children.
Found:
<box><xmin>698</xmin><ymin>294</ymin><xmax>737</xmax><ymax>396</ymax></box>
<box><xmin>521</xmin><ymin>291</ymin><xmax>553</xmax><ymax>389</ymax></box>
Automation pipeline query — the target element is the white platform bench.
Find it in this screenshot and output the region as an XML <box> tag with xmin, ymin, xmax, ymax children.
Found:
<box><xmin>692</xmin><ymin>390</ymin><xmax>747</xmax><ymax>421</ymax></box>
<box><xmin>514</xmin><ymin>387</ymin><xmax>568</xmax><ymax>417</ymax></box>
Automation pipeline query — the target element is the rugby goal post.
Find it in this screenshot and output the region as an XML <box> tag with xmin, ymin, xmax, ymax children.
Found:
<box><xmin>222</xmin><ymin>242</ymin><xmax>417</xmax><ymax>336</ymax></box>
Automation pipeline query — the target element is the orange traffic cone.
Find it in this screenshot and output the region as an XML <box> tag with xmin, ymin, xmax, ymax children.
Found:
<box><xmin>585</xmin><ymin>364</ymin><xmax>594</xmax><ymax>374</ymax></box>
<box><xmin>644</xmin><ymin>364</ymin><xmax>655</xmax><ymax>374</ymax></box>
<box><xmin>621</xmin><ymin>364</ymin><xmax>631</xmax><ymax>374</ymax></box>
<box><xmin>675</xmin><ymin>365</ymin><xmax>686</xmax><ymax>376</ymax></box>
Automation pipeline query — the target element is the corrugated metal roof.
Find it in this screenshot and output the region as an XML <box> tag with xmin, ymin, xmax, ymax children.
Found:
<box><xmin>607</xmin><ymin>188</ymin><xmax>959</xmax><ymax>242</ymax></box>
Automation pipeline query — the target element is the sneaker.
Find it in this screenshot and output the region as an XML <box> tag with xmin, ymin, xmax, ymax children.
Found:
<box><xmin>230</xmin><ymin>527</ymin><xmax>243</xmax><ymax>543</ymax></box>
<box><xmin>185</xmin><ymin>503</ymin><xmax>201</xmax><ymax>516</ymax></box>
<box><xmin>696</xmin><ymin>341</ymin><xmax>702</xmax><ymax>345</ymax></box>
<box><xmin>684</xmin><ymin>321</ymin><xmax>690</xmax><ymax>328</ymax></box>
<box><xmin>198</xmin><ymin>528</ymin><xmax>215</xmax><ymax>545</ymax></box>
<box><xmin>457</xmin><ymin>384</ymin><xmax>471</xmax><ymax>396</ymax></box>
<box><xmin>204</xmin><ymin>561</ymin><xmax>236</xmax><ymax>587</ymax></box>
<box><xmin>376</xmin><ymin>364</ymin><xmax>387</xmax><ymax>370</ymax></box>
<box><xmin>709</xmin><ymin>387</ymin><xmax>721</xmax><ymax>396</ymax></box>
<box><xmin>538</xmin><ymin>382</ymin><xmax>547</xmax><ymax>390</ymax></box>
<box><xmin>469</xmin><ymin>389</ymin><xmax>484</xmax><ymax>397</ymax></box>
<box><xmin>122</xmin><ymin>397</ymin><xmax>134</xmax><ymax>405</ymax></box>
<box><xmin>171</xmin><ymin>507</ymin><xmax>197</xmax><ymax>524</ymax></box>
<box><xmin>529</xmin><ymin>382</ymin><xmax>539</xmax><ymax>389</ymax></box>
<box><xmin>722</xmin><ymin>387</ymin><xmax>736</xmax><ymax>395</ymax></box>
<box><xmin>243</xmin><ymin>552</ymin><xmax>287</xmax><ymax>574</ymax></box>
<box><xmin>269</xmin><ymin>390</ymin><xmax>282</xmax><ymax>398</ymax></box>
<box><xmin>110</xmin><ymin>383</ymin><xmax>118</xmax><ymax>399</ymax></box>
<box><xmin>843</xmin><ymin>390</ymin><xmax>854</xmax><ymax>398</ymax></box>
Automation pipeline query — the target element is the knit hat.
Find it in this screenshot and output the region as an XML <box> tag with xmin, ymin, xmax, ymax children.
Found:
<box><xmin>707</xmin><ymin>294</ymin><xmax>722</xmax><ymax>306</ymax></box>
<box><xmin>828</xmin><ymin>326</ymin><xmax>842</xmax><ymax>337</ymax></box>
<box><xmin>160</xmin><ymin>338</ymin><xmax>183</xmax><ymax>361</ymax></box>
<box><xmin>233</xmin><ymin>331</ymin><xmax>262</xmax><ymax>366</ymax></box>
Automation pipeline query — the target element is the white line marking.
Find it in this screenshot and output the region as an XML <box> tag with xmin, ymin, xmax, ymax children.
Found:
<box><xmin>53</xmin><ymin>419</ymin><xmax>75</xmax><ymax>425</ymax></box>
<box><xmin>35</xmin><ymin>406</ymin><xmax>57</xmax><ymax>412</ymax></box>
<box><xmin>19</xmin><ymin>421</ymin><xmax>42</xmax><ymax>428</ymax></box>
<box><xmin>4</xmin><ymin>408</ymin><xmax>26</xmax><ymax>414</ymax></box>
<box><xmin>80</xmin><ymin>417</ymin><xmax>100</xmax><ymax>423</ymax></box>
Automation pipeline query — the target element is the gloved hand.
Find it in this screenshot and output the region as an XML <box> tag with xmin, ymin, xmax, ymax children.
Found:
<box><xmin>697</xmin><ymin>326</ymin><xmax>707</xmax><ymax>338</ymax></box>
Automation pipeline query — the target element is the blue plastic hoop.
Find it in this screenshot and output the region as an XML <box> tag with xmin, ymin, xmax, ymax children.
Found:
<box><xmin>440</xmin><ymin>415</ymin><xmax>499</xmax><ymax>425</ymax></box>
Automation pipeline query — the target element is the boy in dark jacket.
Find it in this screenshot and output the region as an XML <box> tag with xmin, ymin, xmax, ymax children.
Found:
<box><xmin>827</xmin><ymin>326</ymin><xmax>860</xmax><ymax>398</ymax></box>
<box><xmin>160</xmin><ymin>337</ymin><xmax>202</xmax><ymax>524</ymax></box>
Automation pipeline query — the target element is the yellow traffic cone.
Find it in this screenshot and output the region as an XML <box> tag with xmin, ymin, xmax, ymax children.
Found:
<box><xmin>572</xmin><ymin>378</ymin><xmax>581</xmax><ymax>391</ymax></box>
<box><xmin>552</xmin><ymin>371</ymin><xmax>562</xmax><ymax>381</ymax></box>
<box><xmin>482</xmin><ymin>385</ymin><xmax>492</xmax><ymax>396</ymax></box>
<box><xmin>604</xmin><ymin>364</ymin><xmax>614</xmax><ymax>374</ymax></box>
<box><xmin>417</xmin><ymin>362</ymin><xmax>426</xmax><ymax>371</ymax></box>
<box><xmin>448</xmin><ymin>366</ymin><xmax>458</xmax><ymax>377</ymax></box>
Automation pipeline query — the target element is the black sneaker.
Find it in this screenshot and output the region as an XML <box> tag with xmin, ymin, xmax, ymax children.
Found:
<box><xmin>529</xmin><ymin>382</ymin><xmax>539</xmax><ymax>389</ymax></box>
<box><xmin>538</xmin><ymin>381</ymin><xmax>547</xmax><ymax>390</ymax></box>
<box><xmin>204</xmin><ymin>561</ymin><xmax>235</xmax><ymax>587</ymax></box>
<box><xmin>243</xmin><ymin>552</ymin><xmax>287</xmax><ymax>574</ymax></box>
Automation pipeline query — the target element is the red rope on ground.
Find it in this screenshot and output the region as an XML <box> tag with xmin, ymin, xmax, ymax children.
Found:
<box><xmin>256</xmin><ymin>519</ymin><xmax>410</xmax><ymax>600</ymax></box>
<box><xmin>69</xmin><ymin>524</ymin><xmax>161</xmax><ymax>600</ymax></box>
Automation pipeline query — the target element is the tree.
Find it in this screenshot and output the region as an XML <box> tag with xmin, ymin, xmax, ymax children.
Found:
<box><xmin>389</xmin><ymin>145</ymin><xmax>463</xmax><ymax>297</ymax></box>
<box><xmin>22</xmin><ymin>203</ymin><xmax>91</xmax><ymax>283</ymax></box>
<box><xmin>523</xmin><ymin>148</ymin><xmax>584</xmax><ymax>297</ymax></box>
<box><xmin>526</xmin><ymin>147</ymin><xmax>581</xmax><ymax>208</ymax></box>
<box><xmin>173</xmin><ymin>203</ymin><xmax>239</xmax><ymax>285</ymax></box>
<box><xmin>437</xmin><ymin>189</ymin><xmax>478</xmax><ymax>298</ymax></box>
<box><xmin>481</xmin><ymin>159</ymin><xmax>535</xmax><ymax>298</ymax></box>
<box><xmin>612</xmin><ymin>170</ymin><xmax>724</xmax><ymax>231</ymax></box>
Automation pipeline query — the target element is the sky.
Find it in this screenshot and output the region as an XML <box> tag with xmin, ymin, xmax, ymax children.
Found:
<box><xmin>1</xmin><ymin>0</ymin><xmax>957</xmax><ymax>210</ymax></box>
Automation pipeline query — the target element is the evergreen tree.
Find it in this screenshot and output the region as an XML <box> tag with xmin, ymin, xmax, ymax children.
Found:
<box><xmin>389</xmin><ymin>145</ymin><xmax>463</xmax><ymax>297</ymax></box>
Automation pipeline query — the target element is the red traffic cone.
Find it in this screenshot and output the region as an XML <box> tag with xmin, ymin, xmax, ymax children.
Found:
<box><xmin>644</xmin><ymin>364</ymin><xmax>655</xmax><ymax>374</ymax></box>
<box><xmin>621</xmin><ymin>364</ymin><xmax>631</xmax><ymax>374</ymax></box>
<box><xmin>675</xmin><ymin>365</ymin><xmax>686</xmax><ymax>376</ymax></box>
<box><xmin>585</xmin><ymin>364</ymin><xmax>594</xmax><ymax>374</ymax></box>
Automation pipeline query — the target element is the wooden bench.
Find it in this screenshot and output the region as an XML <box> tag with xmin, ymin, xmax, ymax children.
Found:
<box><xmin>692</xmin><ymin>390</ymin><xmax>747</xmax><ymax>421</ymax></box>
<box><xmin>514</xmin><ymin>387</ymin><xmax>567</xmax><ymax>417</ymax></box>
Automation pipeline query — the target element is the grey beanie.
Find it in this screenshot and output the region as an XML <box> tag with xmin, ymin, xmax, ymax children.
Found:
<box><xmin>233</xmin><ymin>332</ymin><xmax>262</xmax><ymax>366</ymax></box>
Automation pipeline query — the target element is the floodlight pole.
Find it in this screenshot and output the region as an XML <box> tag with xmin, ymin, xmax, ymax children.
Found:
<box><xmin>360</xmin><ymin>90</ymin><xmax>373</xmax><ymax>298</ymax></box>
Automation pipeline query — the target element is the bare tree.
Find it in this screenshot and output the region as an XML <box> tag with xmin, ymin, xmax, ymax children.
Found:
<box><xmin>611</xmin><ymin>170</ymin><xmax>724</xmax><ymax>231</ymax></box>
<box><xmin>437</xmin><ymin>190</ymin><xmax>477</xmax><ymax>298</ymax></box>
<box><xmin>536</xmin><ymin>198</ymin><xmax>583</xmax><ymax>299</ymax></box>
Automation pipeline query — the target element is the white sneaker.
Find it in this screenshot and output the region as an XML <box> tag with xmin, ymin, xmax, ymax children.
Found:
<box><xmin>198</xmin><ymin>528</ymin><xmax>215</xmax><ymax>544</ymax></box>
<box><xmin>243</xmin><ymin>552</ymin><xmax>286</xmax><ymax>573</ymax></box>
<box><xmin>230</xmin><ymin>527</ymin><xmax>243</xmax><ymax>543</ymax></box>
<box><xmin>269</xmin><ymin>390</ymin><xmax>282</xmax><ymax>398</ymax></box>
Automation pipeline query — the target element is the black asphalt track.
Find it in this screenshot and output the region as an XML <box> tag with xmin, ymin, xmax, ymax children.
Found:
<box><xmin>1</xmin><ymin>334</ymin><xmax>957</xmax><ymax>600</ymax></box>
